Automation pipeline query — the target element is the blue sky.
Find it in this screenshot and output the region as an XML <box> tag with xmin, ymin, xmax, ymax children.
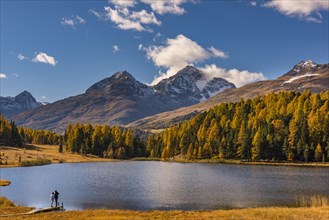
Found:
<box><xmin>1</xmin><ymin>0</ymin><xmax>328</xmax><ymax>103</ymax></box>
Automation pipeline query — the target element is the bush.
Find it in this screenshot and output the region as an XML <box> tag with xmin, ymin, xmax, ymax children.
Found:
<box><xmin>296</xmin><ymin>195</ymin><xmax>329</xmax><ymax>207</ymax></box>
<box><xmin>0</xmin><ymin>197</ymin><xmax>15</xmax><ymax>207</ymax></box>
<box><xmin>20</xmin><ymin>158</ymin><xmax>51</xmax><ymax>167</ymax></box>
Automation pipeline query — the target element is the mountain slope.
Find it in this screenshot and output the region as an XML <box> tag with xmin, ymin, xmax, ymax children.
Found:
<box><xmin>10</xmin><ymin>68</ymin><xmax>234</xmax><ymax>132</ymax></box>
<box><xmin>127</xmin><ymin>61</ymin><xmax>329</xmax><ymax>129</ymax></box>
<box><xmin>0</xmin><ymin>91</ymin><xmax>43</xmax><ymax>118</ymax></box>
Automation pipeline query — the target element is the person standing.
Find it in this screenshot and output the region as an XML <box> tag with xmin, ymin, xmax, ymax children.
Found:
<box><xmin>50</xmin><ymin>192</ymin><xmax>55</xmax><ymax>207</ymax></box>
<box><xmin>54</xmin><ymin>190</ymin><xmax>59</xmax><ymax>207</ymax></box>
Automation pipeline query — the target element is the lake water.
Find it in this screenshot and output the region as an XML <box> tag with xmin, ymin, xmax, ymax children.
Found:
<box><xmin>1</xmin><ymin>162</ymin><xmax>328</xmax><ymax>210</ymax></box>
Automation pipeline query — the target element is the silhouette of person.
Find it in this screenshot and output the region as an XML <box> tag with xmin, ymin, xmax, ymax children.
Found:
<box><xmin>54</xmin><ymin>190</ymin><xmax>59</xmax><ymax>207</ymax></box>
<box><xmin>50</xmin><ymin>192</ymin><xmax>55</xmax><ymax>207</ymax></box>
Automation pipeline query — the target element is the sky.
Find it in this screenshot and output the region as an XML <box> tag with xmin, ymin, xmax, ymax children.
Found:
<box><xmin>1</xmin><ymin>0</ymin><xmax>328</xmax><ymax>103</ymax></box>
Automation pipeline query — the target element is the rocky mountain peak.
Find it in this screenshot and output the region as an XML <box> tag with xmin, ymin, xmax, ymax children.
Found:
<box><xmin>281</xmin><ymin>60</ymin><xmax>323</xmax><ymax>78</ymax></box>
<box><xmin>296</xmin><ymin>60</ymin><xmax>317</xmax><ymax>68</ymax></box>
<box><xmin>14</xmin><ymin>90</ymin><xmax>39</xmax><ymax>106</ymax></box>
<box><xmin>175</xmin><ymin>65</ymin><xmax>203</xmax><ymax>80</ymax></box>
<box><xmin>15</xmin><ymin>90</ymin><xmax>34</xmax><ymax>99</ymax></box>
<box><xmin>113</xmin><ymin>71</ymin><xmax>135</xmax><ymax>80</ymax></box>
<box><xmin>153</xmin><ymin>65</ymin><xmax>235</xmax><ymax>105</ymax></box>
<box><xmin>86</xmin><ymin>71</ymin><xmax>134</xmax><ymax>92</ymax></box>
<box><xmin>86</xmin><ymin>71</ymin><xmax>152</xmax><ymax>96</ymax></box>
<box><xmin>0</xmin><ymin>91</ymin><xmax>42</xmax><ymax>118</ymax></box>
<box><xmin>153</xmin><ymin>66</ymin><xmax>202</xmax><ymax>104</ymax></box>
<box><xmin>201</xmin><ymin>77</ymin><xmax>236</xmax><ymax>100</ymax></box>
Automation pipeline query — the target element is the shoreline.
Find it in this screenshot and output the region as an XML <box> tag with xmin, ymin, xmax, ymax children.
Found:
<box><xmin>1</xmin><ymin>145</ymin><xmax>328</xmax><ymax>168</ymax></box>
<box><xmin>2</xmin><ymin>157</ymin><xmax>329</xmax><ymax>168</ymax></box>
<box><xmin>132</xmin><ymin>157</ymin><xmax>329</xmax><ymax>167</ymax></box>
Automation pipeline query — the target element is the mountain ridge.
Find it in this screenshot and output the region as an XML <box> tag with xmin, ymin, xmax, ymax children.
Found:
<box><xmin>9</xmin><ymin>66</ymin><xmax>235</xmax><ymax>132</ymax></box>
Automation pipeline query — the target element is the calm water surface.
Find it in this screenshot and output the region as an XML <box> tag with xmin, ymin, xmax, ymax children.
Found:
<box><xmin>1</xmin><ymin>162</ymin><xmax>328</xmax><ymax>210</ymax></box>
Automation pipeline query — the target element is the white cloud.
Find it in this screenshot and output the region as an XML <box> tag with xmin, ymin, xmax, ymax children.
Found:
<box><xmin>109</xmin><ymin>0</ymin><xmax>136</xmax><ymax>8</ymax></box>
<box><xmin>89</xmin><ymin>9</ymin><xmax>103</xmax><ymax>19</ymax></box>
<box><xmin>113</xmin><ymin>45</ymin><xmax>120</xmax><ymax>53</ymax></box>
<box><xmin>200</xmin><ymin>64</ymin><xmax>266</xmax><ymax>88</ymax></box>
<box><xmin>130</xmin><ymin>10</ymin><xmax>161</xmax><ymax>25</ymax></box>
<box><xmin>138</xmin><ymin>44</ymin><xmax>144</xmax><ymax>51</ymax></box>
<box><xmin>104</xmin><ymin>6</ymin><xmax>161</xmax><ymax>32</ymax></box>
<box><xmin>105</xmin><ymin>6</ymin><xmax>144</xmax><ymax>31</ymax></box>
<box><xmin>93</xmin><ymin>0</ymin><xmax>192</xmax><ymax>32</ymax></box>
<box><xmin>0</xmin><ymin>73</ymin><xmax>7</xmax><ymax>79</ymax></box>
<box><xmin>41</xmin><ymin>96</ymin><xmax>47</xmax><ymax>99</ymax></box>
<box><xmin>141</xmin><ymin>0</ymin><xmax>187</xmax><ymax>15</ymax></box>
<box><xmin>61</xmin><ymin>15</ymin><xmax>86</xmax><ymax>27</ymax></box>
<box><xmin>17</xmin><ymin>53</ymin><xmax>27</xmax><ymax>61</ymax></box>
<box><xmin>208</xmin><ymin>46</ymin><xmax>229</xmax><ymax>59</ymax></box>
<box><xmin>14</xmin><ymin>73</ymin><xmax>19</xmax><ymax>77</ymax></box>
<box><xmin>62</xmin><ymin>19</ymin><xmax>74</xmax><ymax>26</ymax></box>
<box><xmin>144</xmin><ymin>34</ymin><xmax>228</xmax><ymax>85</ymax></box>
<box><xmin>264</xmin><ymin>0</ymin><xmax>329</xmax><ymax>23</ymax></box>
<box><xmin>251</xmin><ymin>1</ymin><xmax>257</xmax><ymax>7</ymax></box>
<box><xmin>32</xmin><ymin>52</ymin><xmax>57</xmax><ymax>66</ymax></box>
<box><xmin>76</xmin><ymin>15</ymin><xmax>86</xmax><ymax>24</ymax></box>
<box><xmin>153</xmin><ymin>32</ymin><xmax>163</xmax><ymax>43</ymax></box>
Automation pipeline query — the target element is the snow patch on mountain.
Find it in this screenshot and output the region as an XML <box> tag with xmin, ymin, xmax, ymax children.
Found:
<box><xmin>284</xmin><ymin>73</ymin><xmax>320</xmax><ymax>84</ymax></box>
<box><xmin>201</xmin><ymin>77</ymin><xmax>235</xmax><ymax>100</ymax></box>
<box><xmin>195</xmin><ymin>79</ymin><xmax>208</xmax><ymax>91</ymax></box>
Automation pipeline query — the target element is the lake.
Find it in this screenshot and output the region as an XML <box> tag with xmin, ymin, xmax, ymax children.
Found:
<box><xmin>1</xmin><ymin>162</ymin><xmax>328</xmax><ymax>210</ymax></box>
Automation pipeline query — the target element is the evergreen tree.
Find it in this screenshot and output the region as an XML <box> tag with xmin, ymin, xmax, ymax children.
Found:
<box><xmin>315</xmin><ymin>143</ymin><xmax>323</xmax><ymax>162</ymax></box>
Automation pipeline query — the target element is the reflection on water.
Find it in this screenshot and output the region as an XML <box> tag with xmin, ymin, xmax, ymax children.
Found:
<box><xmin>1</xmin><ymin>162</ymin><xmax>328</xmax><ymax>210</ymax></box>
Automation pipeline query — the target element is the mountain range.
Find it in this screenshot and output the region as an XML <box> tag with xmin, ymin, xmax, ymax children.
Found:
<box><xmin>128</xmin><ymin>60</ymin><xmax>329</xmax><ymax>129</ymax></box>
<box><xmin>7</xmin><ymin>66</ymin><xmax>235</xmax><ymax>132</ymax></box>
<box><xmin>4</xmin><ymin>60</ymin><xmax>328</xmax><ymax>132</ymax></box>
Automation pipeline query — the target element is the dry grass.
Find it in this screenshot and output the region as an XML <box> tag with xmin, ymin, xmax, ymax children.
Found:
<box><xmin>1</xmin><ymin>196</ymin><xmax>328</xmax><ymax>220</ymax></box>
<box><xmin>0</xmin><ymin>179</ymin><xmax>11</xmax><ymax>186</ymax></box>
<box><xmin>1</xmin><ymin>206</ymin><xmax>328</xmax><ymax>220</ymax></box>
<box><xmin>0</xmin><ymin>144</ymin><xmax>116</xmax><ymax>168</ymax></box>
<box><xmin>0</xmin><ymin>197</ymin><xmax>33</xmax><ymax>215</ymax></box>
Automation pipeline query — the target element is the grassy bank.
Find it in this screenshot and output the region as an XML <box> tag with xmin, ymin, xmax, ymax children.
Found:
<box><xmin>0</xmin><ymin>197</ymin><xmax>328</xmax><ymax>220</ymax></box>
<box><xmin>19</xmin><ymin>158</ymin><xmax>52</xmax><ymax>167</ymax></box>
<box><xmin>0</xmin><ymin>197</ymin><xmax>33</xmax><ymax>215</ymax></box>
<box><xmin>0</xmin><ymin>145</ymin><xmax>116</xmax><ymax>168</ymax></box>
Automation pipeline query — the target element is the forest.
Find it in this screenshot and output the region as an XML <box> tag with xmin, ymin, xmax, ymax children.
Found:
<box><xmin>1</xmin><ymin>90</ymin><xmax>328</xmax><ymax>162</ymax></box>
<box><xmin>148</xmin><ymin>91</ymin><xmax>329</xmax><ymax>162</ymax></box>
<box><xmin>0</xmin><ymin>114</ymin><xmax>22</xmax><ymax>147</ymax></box>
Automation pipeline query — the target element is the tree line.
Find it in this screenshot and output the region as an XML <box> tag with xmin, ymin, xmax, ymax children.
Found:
<box><xmin>1</xmin><ymin>90</ymin><xmax>328</xmax><ymax>162</ymax></box>
<box><xmin>63</xmin><ymin>124</ymin><xmax>146</xmax><ymax>158</ymax></box>
<box><xmin>0</xmin><ymin>114</ymin><xmax>22</xmax><ymax>147</ymax></box>
<box><xmin>1</xmin><ymin>114</ymin><xmax>60</xmax><ymax>147</ymax></box>
<box><xmin>146</xmin><ymin>91</ymin><xmax>329</xmax><ymax>162</ymax></box>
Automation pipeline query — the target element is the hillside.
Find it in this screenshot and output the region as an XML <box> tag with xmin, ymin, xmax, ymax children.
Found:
<box><xmin>128</xmin><ymin>61</ymin><xmax>329</xmax><ymax>129</ymax></box>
